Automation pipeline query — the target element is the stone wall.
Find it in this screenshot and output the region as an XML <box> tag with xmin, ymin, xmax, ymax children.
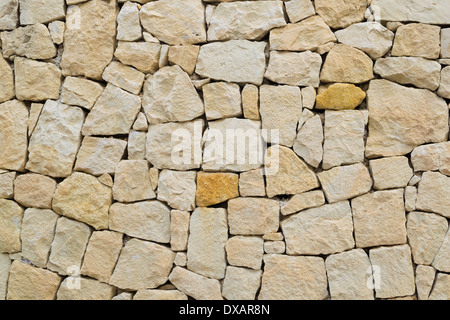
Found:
<box><xmin>0</xmin><ymin>0</ymin><xmax>449</xmax><ymax>300</ymax></box>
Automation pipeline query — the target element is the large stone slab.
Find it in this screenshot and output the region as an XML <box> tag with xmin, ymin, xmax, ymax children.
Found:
<box><xmin>18</xmin><ymin>0</ymin><xmax>65</xmax><ymax>25</ymax></box>
<box><xmin>315</xmin><ymin>0</ymin><xmax>367</xmax><ymax>28</ymax></box>
<box><xmin>169</xmin><ymin>267</ymin><xmax>223</xmax><ymax>300</ymax></box>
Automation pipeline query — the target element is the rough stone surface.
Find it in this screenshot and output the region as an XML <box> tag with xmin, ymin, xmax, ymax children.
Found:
<box><xmin>285</xmin><ymin>0</ymin><xmax>315</xmax><ymax>23</ymax></box>
<box><xmin>438</xmin><ymin>66</ymin><xmax>450</xmax><ymax>99</ymax></box>
<box><xmin>316</xmin><ymin>84</ymin><xmax>366</xmax><ymax>110</ymax></box>
<box><xmin>242</xmin><ymin>84</ymin><xmax>260</xmax><ymax>120</ymax></box>
<box><xmin>429</xmin><ymin>274</ymin><xmax>450</xmax><ymax>300</ymax></box>
<box><xmin>170</xmin><ymin>210</ymin><xmax>190</xmax><ymax>252</ymax></box>
<box><xmin>281</xmin><ymin>190</ymin><xmax>325</xmax><ymax>216</ymax></box>
<box><xmin>222</xmin><ymin>266</ymin><xmax>262</xmax><ymax>301</ymax></box>
<box><xmin>115</xmin><ymin>42</ymin><xmax>161</xmax><ymax>74</ymax></box>
<box><xmin>416</xmin><ymin>171</ymin><xmax>450</xmax><ymax>218</ymax></box>
<box><xmin>239</xmin><ymin>169</ymin><xmax>265</xmax><ymax>197</ymax></box>
<box><xmin>157</xmin><ymin>170</ymin><xmax>196</xmax><ymax>211</ymax></box>
<box><xmin>226</xmin><ymin>236</ymin><xmax>264</xmax><ymax>270</ymax></box>
<box><xmin>0</xmin><ymin>199</ymin><xmax>23</xmax><ymax>253</ymax></box>
<box><xmin>134</xmin><ymin>289</ymin><xmax>188</xmax><ymax>301</ymax></box>
<box><xmin>102</xmin><ymin>61</ymin><xmax>145</xmax><ymax>95</ymax></box>
<box><xmin>416</xmin><ymin>265</ymin><xmax>436</xmax><ymax>300</ymax></box>
<box><xmin>369</xmin><ymin>156</ymin><xmax>413</xmax><ymax>190</ymax></box>
<box><xmin>392</xmin><ymin>23</ymin><xmax>441</xmax><ymax>59</ymax></box>
<box><xmin>315</xmin><ymin>0</ymin><xmax>367</xmax><ymax>29</ymax></box>
<box><xmin>0</xmin><ymin>172</ymin><xmax>15</xmax><ymax>199</ymax></box>
<box><xmin>19</xmin><ymin>0</ymin><xmax>64</xmax><ymax>25</ymax></box>
<box><xmin>169</xmin><ymin>267</ymin><xmax>223</xmax><ymax>300</ymax></box>
<box><xmin>168</xmin><ymin>46</ymin><xmax>199</xmax><ymax>75</ymax></box>
<box><xmin>60</xmin><ymin>77</ymin><xmax>105</xmax><ymax>110</ymax></box>
<box><xmin>113</xmin><ymin>161</ymin><xmax>156</xmax><ymax>203</ymax></box>
<box><xmin>0</xmin><ymin>254</ymin><xmax>11</xmax><ymax>300</ymax></box>
<box><xmin>0</xmin><ymin>54</ymin><xmax>14</xmax><ymax>104</ymax></box>
<box><xmin>411</xmin><ymin>142</ymin><xmax>450</xmax><ymax>176</ymax></box>
<box><xmin>117</xmin><ymin>1</ymin><xmax>142</xmax><ymax>42</ymax></box>
<box><xmin>57</xmin><ymin>277</ymin><xmax>115</xmax><ymax>300</ymax></box>
<box><xmin>196</xmin><ymin>172</ymin><xmax>239</xmax><ymax>207</ymax></box>
<box><xmin>203</xmin><ymin>82</ymin><xmax>241</xmax><ymax>121</ymax></box>
<box><xmin>0</xmin><ymin>0</ymin><xmax>18</xmax><ymax>30</ymax></box>
<box><xmin>432</xmin><ymin>230</ymin><xmax>450</xmax><ymax>272</ymax></box>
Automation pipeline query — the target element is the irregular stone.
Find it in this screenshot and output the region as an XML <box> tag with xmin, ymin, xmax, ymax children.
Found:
<box><xmin>82</xmin><ymin>84</ymin><xmax>141</xmax><ymax>136</ymax></box>
<box><xmin>263</xmin><ymin>233</ymin><xmax>284</xmax><ymax>241</ymax></box>
<box><xmin>48</xmin><ymin>21</ymin><xmax>64</xmax><ymax>45</ymax></box>
<box><xmin>117</xmin><ymin>1</ymin><xmax>142</xmax><ymax>41</ymax></box>
<box><xmin>0</xmin><ymin>100</ymin><xmax>28</xmax><ymax>171</ymax></box>
<box><xmin>112</xmin><ymin>292</ymin><xmax>133</xmax><ymax>301</ymax></box>
<box><xmin>203</xmin><ymin>118</ymin><xmax>262</xmax><ymax>172</ymax></box>
<box><xmin>285</xmin><ymin>0</ymin><xmax>315</xmax><ymax>23</ymax></box>
<box><xmin>407</xmin><ymin>211</ymin><xmax>448</xmax><ymax>265</ymax></box>
<box><xmin>174</xmin><ymin>252</ymin><xmax>187</xmax><ymax>267</ymax></box>
<box><xmin>411</xmin><ymin>142</ymin><xmax>450</xmax><ymax>176</ymax></box>
<box><xmin>429</xmin><ymin>273</ymin><xmax>450</xmax><ymax>300</ymax></box>
<box><xmin>7</xmin><ymin>260</ymin><xmax>61</xmax><ymax>300</ymax></box>
<box><xmin>392</xmin><ymin>23</ymin><xmax>441</xmax><ymax>59</ymax></box>
<box><xmin>405</xmin><ymin>186</ymin><xmax>417</xmax><ymax>212</ymax></box>
<box><xmin>265</xmin><ymin>51</ymin><xmax>322</xmax><ymax>87</ymax></box>
<box><xmin>325</xmin><ymin>249</ymin><xmax>374</xmax><ymax>300</ymax></box>
<box><xmin>187</xmin><ymin>208</ymin><xmax>228</xmax><ymax>280</ymax></box>
<box><xmin>320</xmin><ymin>44</ymin><xmax>374</xmax><ymax>84</ymax></box>
<box><xmin>159</xmin><ymin>44</ymin><xmax>169</xmax><ymax>68</ymax></box>
<box><xmin>315</xmin><ymin>0</ymin><xmax>367</xmax><ymax>29</ymax></box>
<box><xmin>260</xmin><ymin>85</ymin><xmax>303</xmax><ymax>147</ymax></box>
<box><xmin>143</xmin><ymin>66</ymin><xmax>204</xmax><ymax>124</ymax></box>
<box><xmin>416</xmin><ymin>265</ymin><xmax>436</xmax><ymax>300</ymax></box>
<box><xmin>27</xmin><ymin>103</ymin><xmax>43</xmax><ymax>137</ymax></box>
<box><xmin>98</xmin><ymin>174</ymin><xmax>113</xmax><ymax>188</ymax></box>
<box><xmin>264</xmin><ymin>241</ymin><xmax>285</xmax><ymax>254</ymax></box>
<box><xmin>149</xmin><ymin>168</ymin><xmax>159</xmax><ymax>191</ymax></box>
<box><xmin>352</xmin><ymin>189</ymin><xmax>407</xmax><ymax>248</ymax></box>
<box><xmin>157</xmin><ymin>170</ymin><xmax>196</xmax><ymax>211</ymax></box>
<box><xmin>265</xmin><ymin>145</ymin><xmax>319</xmax><ymax>198</ymax></box>
<box><xmin>281</xmin><ymin>190</ymin><xmax>325</xmax><ymax>216</ymax></box>
<box><xmin>133</xmin><ymin>113</ymin><xmax>148</xmax><ymax>132</ymax></box>
<box><xmin>109</xmin><ymin>201</ymin><xmax>170</xmax><ymax>243</ymax></box>
<box><xmin>18</xmin><ymin>0</ymin><xmax>64</xmax><ymax>25</ymax></box>
<box><xmin>316</xmin><ymin>84</ymin><xmax>366</xmax><ymax>110</ymax></box>
<box><xmin>259</xmin><ymin>255</ymin><xmax>328</xmax><ymax>300</ymax></box>
<box><xmin>0</xmin><ymin>172</ymin><xmax>15</xmax><ymax>199</ymax></box>
<box><xmin>442</xmin><ymin>28</ymin><xmax>450</xmax><ymax>58</ymax></box>
<box><xmin>14</xmin><ymin>173</ymin><xmax>56</xmax><ymax>209</ymax></box>
<box><xmin>228</xmin><ymin>197</ymin><xmax>279</xmax><ymax>235</ymax></box>
<box><xmin>208</xmin><ymin>1</ymin><xmax>286</xmax><ymax>41</ymax></box>
<box><xmin>270</xmin><ymin>15</ymin><xmax>335</xmax><ymax>52</ymax></box>
<box><xmin>80</xmin><ymin>231</ymin><xmax>123</xmax><ymax>283</ymax></box>
<box><xmin>293</xmin><ymin>115</ymin><xmax>323</xmax><ymax>168</ymax></box>
<box><xmin>0</xmin><ymin>254</ymin><xmax>11</xmax><ymax>299</ymax></box>
<box><xmin>203</xmin><ymin>82</ymin><xmax>241</xmax><ymax>121</ymax></box>
<box><xmin>369</xmin><ymin>156</ymin><xmax>413</xmax><ymax>190</ymax></box>
<box><xmin>222</xmin><ymin>266</ymin><xmax>262</xmax><ymax>301</ymax></box>
<box><xmin>416</xmin><ymin>171</ymin><xmax>450</xmax><ymax>218</ymax></box>
<box><xmin>102</xmin><ymin>61</ymin><xmax>145</xmax><ymax>95</ymax></box>
<box><xmin>365</xmin><ymin>80</ymin><xmax>449</xmax><ymax>158</ymax></box>
<box><xmin>140</xmin><ymin>0</ymin><xmax>206</xmax><ymax>45</ymax></box>
<box><xmin>369</xmin><ymin>245</ymin><xmax>416</xmax><ymax>299</ymax></box>
<box><xmin>128</xmin><ymin>131</ymin><xmax>146</xmax><ymax>160</ymax></box>
<box><xmin>52</xmin><ymin>172</ymin><xmax>112</xmax><ymax>230</ymax></box>
<box><xmin>242</xmin><ymin>84</ymin><xmax>260</xmax><ymax>120</ymax></box>
<box><xmin>169</xmin><ymin>267</ymin><xmax>223</xmax><ymax>300</ymax></box>
<box><xmin>0</xmin><ymin>0</ymin><xmax>18</xmax><ymax>30</ymax></box>
<box><xmin>0</xmin><ymin>199</ymin><xmax>23</xmax><ymax>253</ymax></box>
<box><xmin>225</xmin><ymin>236</ymin><xmax>263</xmax><ymax>270</ymax></box>
<box><xmin>374</xmin><ymin>57</ymin><xmax>441</xmax><ymax>91</ymax></box>
<box><xmin>438</xmin><ymin>66</ymin><xmax>450</xmax><ymax>99</ymax></box>
<box><xmin>60</xmin><ymin>77</ymin><xmax>104</xmax><ymax>110</ymax></box>
<box><xmin>196</xmin><ymin>40</ymin><xmax>266</xmax><ymax>85</ymax></box>
<box><xmin>1</xmin><ymin>24</ymin><xmax>56</xmax><ymax>59</ymax></box>
<box><xmin>168</xmin><ymin>45</ymin><xmax>199</xmax><ymax>75</ymax></box>
<box><xmin>239</xmin><ymin>169</ymin><xmax>266</xmax><ymax>197</ymax></box>
<box><xmin>115</xmin><ymin>41</ymin><xmax>161</xmax><ymax>74</ymax></box>
<box><xmin>61</xmin><ymin>0</ymin><xmax>118</xmax><ymax>80</ymax></box>
<box><xmin>318</xmin><ymin>163</ymin><xmax>373</xmax><ymax>203</ymax></box>
<box><xmin>170</xmin><ymin>210</ymin><xmax>190</xmax><ymax>252</ymax></box>
<box><xmin>301</xmin><ymin>87</ymin><xmax>316</xmax><ymax>110</ymax></box>
<box><xmin>433</xmin><ymin>230</ymin><xmax>450</xmax><ymax>272</ymax></box>
<box><xmin>14</xmin><ymin>57</ymin><xmax>61</xmax><ymax>101</ymax></box>
<box><xmin>282</xmin><ymin>201</ymin><xmax>354</xmax><ymax>255</ymax></box>
<box><xmin>0</xmin><ymin>54</ymin><xmax>14</xmax><ymax>104</ymax></box>
<box><xmin>113</xmin><ymin>160</ymin><xmax>155</xmax><ymax>203</ymax></box>
<box><xmin>134</xmin><ymin>289</ymin><xmax>188</xmax><ymax>300</ymax></box>
<box><xmin>196</xmin><ymin>172</ymin><xmax>239</xmax><ymax>207</ymax></box>
<box><xmin>57</xmin><ymin>277</ymin><xmax>115</xmax><ymax>300</ymax></box>
<box><xmin>147</xmin><ymin>120</ymin><xmax>203</xmax><ymax>170</ymax></box>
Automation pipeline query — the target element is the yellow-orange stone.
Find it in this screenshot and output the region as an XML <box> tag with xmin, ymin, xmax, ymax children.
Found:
<box><xmin>316</xmin><ymin>83</ymin><xmax>366</xmax><ymax>110</ymax></box>
<box><xmin>196</xmin><ymin>172</ymin><xmax>239</xmax><ymax>207</ymax></box>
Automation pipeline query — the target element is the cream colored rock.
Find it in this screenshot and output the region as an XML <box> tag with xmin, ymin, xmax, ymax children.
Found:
<box><xmin>110</xmin><ymin>238</ymin><xmax>175</xmax><ymax>291</ymax></box>
<box><xmin>438</xmin><ymin>66</ymin><xmax>450</xmax><ymax>99</ymax></box>
<box><xmin>301</xmin><ymin>87</ymin><xmax>316</xmax><ymax>110</ymax></box>
<box><xmin>411</xmin><ymin>142</ymin><xmax>450</xmax><ymax>176</ymax></box>
<box><xmin>52</xmin><ymin>172</ymin><xmax>112</xmax><ymax>230</ymax></box>
<box><xmin>170</xmin><ymin>210</ymin><xmax>190</xmax><ymax>252</ymax></box>
<box><xmin>260</xmin><ymin>85</ymin><xmax>302</xmax><ymax>147</ymax></box>
<box><xmin>315</xmin><ymin>0</ymin><xmax>366</xmax><ymax>28</ymax></box>
<box><xmin>326</xmin><ymin>249</ymin><xmax>374</xmax><ymax>300</ymax></box>
<box><xmin>83</xmin><ymin>84</ymin><xmax>141</xmax><ymax>136</ymax></box>
<box><xmin>98</xmin><ymin>174</ymin><xmax>113</xmax><ymax>188</ymax></box>
<box><xmin>228</xmin><ymin>197</ymin><xmax>279</xmax><ymax>235</ymax></box>
<box><xmin>175</xmin><ymin>252</ymin><xmax>187</xmax><ymax>267</ymax></box>
<box><xmin>259</xmin><ymin>254</ymin><xmax>328</xmax><ymax>300</ymax></box>
<box><xmin>1</xmin><ymin>23</ymin><xmax>55</xmax><ymax>59</ymax></box>
<box><xmin>316</xmin><ymin>84</ymin><xmax>366</xmax><ymax>111</ymax></box>
<box><xmin>133</xmin><ymin>113</ymin><xmax>148</xmax><ymax>132</ymax></box>
<box><xmin>117</xmin><ymin>1</ymin><xmax>142</xmax><ymax>41</ymax></box>
<box><xmin>7</xmin><ymin>260</ymin><xmax>61</xmax><ymax>300</ymax></box>
<box><xmin>128</xmin><ymin>131</ymin><xmax>146</xmax><ymax>160</ymax></box>
<box><xmin>134</xmin><ymin>289</ymin><xmax>188</xmax><ymax>300</ymax></box>
<box><xmin>416</xmin><ymin>171</ymin><xmax>450</xmax><ymax>218</ymax></box>
<box><xmin>61</xmin><ymin>0</ymin><xmax>118</xmax><ymax>80</ymax></box>
<box><xmin>0</xmin><ymin>172</ymin><xmax>15</xmax><ymax>199</ymax></box>
<box><xmin>143</xmin><ymin>66</ymin><xmax>204</xmax><ymax>125</ymax></box>
<box><xmin>405</xmin><ymin>186</ymin><xmax>417</xmax><ymax>212</ymax></box>
<box><xmin>147</xmin><ymin>120</ymin><xmax>203</xmax><ymax>170</ymax></box>
<box><xmin>115</xmin><ymin>41</ymin><xmax>161</xmax><ymax>74</ymax></box>
<box><xmin>157</xmin><ymin>170</ymin><xmax>196</xmax><ymax>210</ymax></box>
<box><xmin>80</xmin><ymin>231</ymin><xmax>123</xmax><ymax>283</ymax></box>
<box><xmin>432</xmin><ymin>230</ymin><xmax>450</xmax><ymax>272</ymax></box>
<box><xmin>242</xmin><ymin>84</ymin><xmax>260</xmax><ymax>120</ymax></box>
<box><xmin>19</xmin><ymin>0</ymin><xmax>64</xmax><ymax>24</ymax></box>
<box><xmin>48</xmin><ymin>21</ymin><xmax>64</xmax><ymax>45</ymax></box>
<box><xmin>208</xmin><ymin>1</ymin><xmax>286</xmax><ymax>41</ymax></box>
<box><xmin>369</xmin><ymin>245</ymin><xmax>415</xmax><ymax>299</ymax></box>
<box><xmin>203</xmin><ymin>82</ymin><xmax>241</xmax><ymax>121</ymax></box>
<box><xmin>14</xmin><ymin>57</ymin><xmax>61</xmax><ymax>101</ymax></box>
<box><xmin>282</xmin><ymin>201</ymin><xmax>354</xmax><ymax>255</ymax></box>
<box><xmin>407</xmin><ymin>211</ymin><xmax>448</xmax><ymax>265</ymax></box>
<box><xmin>27</xmin><ymin>103</ymin><xmax>43</xmax><ymax>137</ymax></box>
<box><xmin>281</xmin><ymin>190</ymin><xmax>325</xmax><ymax>216</ymax></box>
<box><xmin>0</xmin><ymin>0</ymin><xmax>18</xmax><ymax>30</ymax></box>
<box><xmin>112</xmin><ymin>292</ymin><xmax>133</xmax><ymax>300</ymax></box>
<box><xmin>392</xmin><ymin>23</ymin><xmax>440</xmax><ymax>59</ymax></box>
<box><xmin>113</xmin><ymin>160</ymin><xmax>155</xmax><ymax>203</ymax></box>
<box><xmin>168</xmin><ymin>45</ymin><xmax>199</xmax><ymax>75</ymax></box>
<box><xmin>265</xmin><ymin>145</ymin><xmax>319</xmax><ymax>198</ymax></box>
<box><xmin>196</xmin><ymin>40</ymin><xmax>266</xmax><ymax>85</ymax></box>
<box><xmin>140</xmin><ymin>0</ymin><xmax>206</xmax><ymax>45</ymax></box>
<box><xmin>102</xmin><ymin>61</ymin><xmax>145</xmax><ymax>95</ymax></box>
<box><xmin>416</xmin><ymin>265</ymin><xmax>436</xmax><ymax>300</ymax></box>
<box><xmin>285</xmin><ymin>0</ymin><xmax>315</xmax><ymax>23</ymax></box>
<box><xmin>0</xmin><ymin>54</ymin><xmax>14</xmax><ymax>104</ymax></box>
<box><xmin>169</xmin><ymin>267</ymin><xmax>223</xmax><ymax>300</ymax></box>
<box><xmin>60</xmin><ymin>77</ymin><xmax>104</xmax><ymax>110</ymax></box>
<box><xmin>0</xmin><ymin>199</ymin><xmax>23</xmax><ymax>253</ymax></box>
<box><xmin>293</xmin><ymin>115</ymin><xmax>323</xmax><ymax>168</ymax></box>
<box><xmin>318</xmin><ymin>163</ymin><xmax>373</xmax><ymax>203</ymax></box>
<box><xmin>428</xmin><ymin>273</ymin><xmax>450</xmax><ymax>300</ymax></box>
<box><xmin>442</xmin><ymin>28</ymin><xmax>450</xmax><ymax>58</ymax></box>
<box><xmin>264</xmin><ymin>241</ymin><xmax>285</xmax><ymax>254</ymax></box>
<box><xmin>196</xmin><ymin>172</ymin><xmax>239</xmax><ymax>207</ymax></box>
<box><xmin>352</xmin><ymin>189</ymin><xmax>407</xmax><ymax>248</ymax></box>
<box><xmin>57</xmin><ymin>277</ymin><xmax>115</xmax><ymax>300</ymax></box>
<box><xmin>187</xmin><ymin>208</ymin><xmax>228</xmax><ymax>280</ymax></box>
<box><xmin>374</xmin><ymin>57</ymin><xmax>441</xmax><ymax>91</ymax></box>
<box><xmin>263</xmin><ymin>233</ymin><xmax>284</xmax><ymax>241</ymax></box>
<box><xmin>109</xmin><ymin>201</ymin><xmax>170</xmax><ymax>243</ymax></box>
<box><xmin>239</xmin><ymin>169</ymin><xmax>265</xmax><ymax>197</ymax></box>
<box><xmin>0</xmin><ymin>100</ymin><xmax>28</xmax><ymax>171</ymax></box>
<box><xmin>222</xmin><ymin>266</ymin><xmax>262</xmax><ymax>301</ymax></box>
<box><xmin>370</xmin><ymin>156</ymin><xmax>413</xmax><ymax>190</ymax></box>
<box><xmin>0</xmin><ymin>254</ymin><xmax>11</xmax><ymax>299</ymax></box>
<box><xmin>74</xmin><ymin>137</ymin><xmax>127</xmax><ymax>176</ymax></box>
<box><xmin>366</xmin><ymin>80</ymin><xmax>449</xmax><ymax>158</ymax></box>
<box><xmin>226</xmin><ymin>236</ymin><xmax>263</xmax><ymax>270</ymax></box>
<box><xmin>14</xmin><ymin>173</ymin><xmax>56</xmax><ymax>209</ymax></box>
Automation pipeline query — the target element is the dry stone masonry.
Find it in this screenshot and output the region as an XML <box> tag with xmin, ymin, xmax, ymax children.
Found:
<box><xmin>0</xmin><ymin>0</ymin><xmax>449</xmax><ymax>300</ymax></box>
